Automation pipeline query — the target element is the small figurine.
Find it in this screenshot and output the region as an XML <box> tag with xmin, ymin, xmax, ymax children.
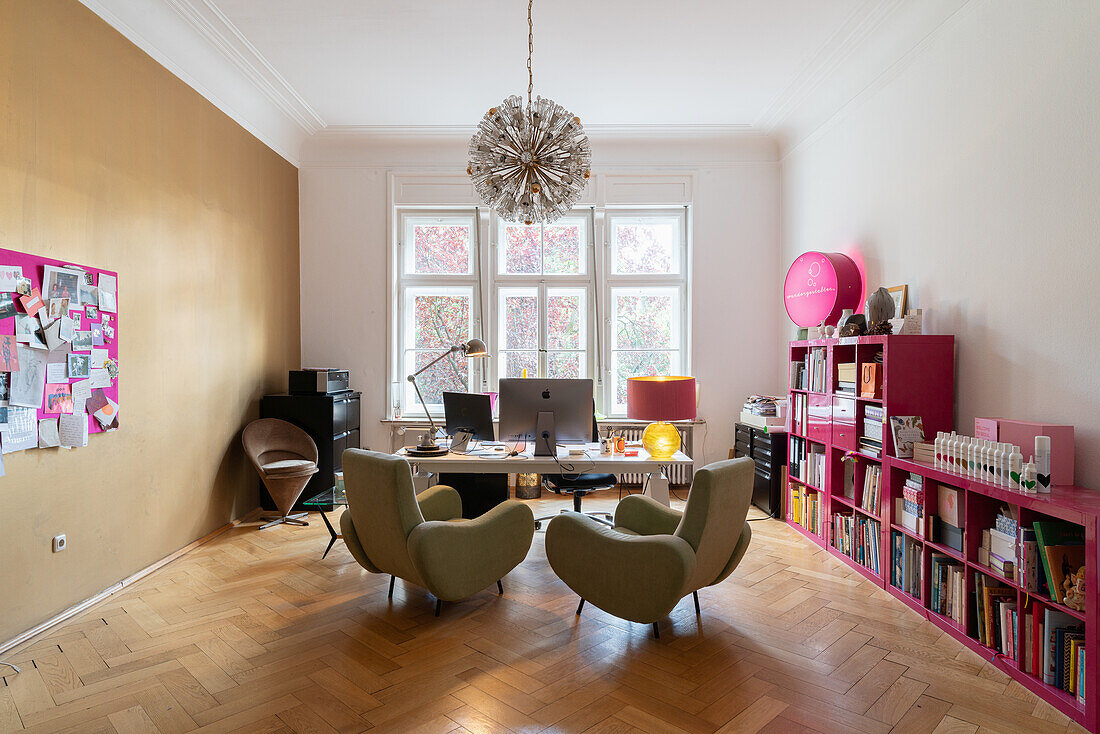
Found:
<box><xmin>839</xmin><ymin>313</ymin><xmax>866</xmax><ymax>337</ymax></box>
<box><xmin>1063</xmin><ymin>566</ymin><xmax>1086</xmax><ymax>612</ymax></box>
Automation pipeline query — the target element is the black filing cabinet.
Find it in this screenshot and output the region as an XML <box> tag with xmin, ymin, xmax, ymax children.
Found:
<box><xmin>734</xmin><ymin>423</ymin><xmax>787</xmax><ymax>519</ymax></box>
<box><xmin>260</xmin><ymin>392</ymin><xmax>361</xmax><ymax>511</ymax></box>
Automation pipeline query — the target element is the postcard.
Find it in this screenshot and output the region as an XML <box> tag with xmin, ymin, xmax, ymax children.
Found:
<box><xmin>71</xmin><ymin>331</ymin><xmax>93</xmax><ymax>350</ymax></box>
<box><xmin>79</xmin><ymin>283</ymin><xmax>99</xmax><ymax>307</ymax></box>
<box><xmin>0</xmin><ymin>373</ymin><xmax>7</xmax><ymax>402</ymax></box>
<box><xmin>15</xmin><ymin>277</ymin><xmax>32</xmax><ymax>297</ymax></box>
<box><xmin>46</xmin><ymin>361</ymin><xmax>67</xmax><ymax>384</ymax></box>
<box><xmin>105</xmin><ymin>359</ymin><xmax>118</xmax><ymax>379</ymax></box>
<box><xmin>19</xmin><ymin>288</ymin><xmax>43</xmax><ymax>317</ymax></box>
<box><xmin>43</xmin><ymin>320</ymin><xmax>64</xmax><ymax>351</ymax></box>
<box><xmin>90</xmin><ymin>348</ymin><xmax>108</xmax><ymax>370</ymax></box>
<box><xmin>58</xmin><ymin>413</ymin><xmax>87</xmax><ymax>448</ymax></box>
<box><xmin>45</xmin><ymin>384</ymin><xmax>74</xmax><ymax>414</ymax></box>
<box><xmin>2</xmin><ymin>407</ymin><xmax>38</xmax><ymax>453</ymax></box>
<box><xmin>14</xmin><ymin>314</ymin><xmax>35</xmax><ymax>343</ymax></box>
<box><xmin>0</xmin><ymin>335</ymin><xmax>18</xmax><ymax>371</ymax></box>
<box><xmin>42</xmin><ymin>265</ymin><xmax>81</xmax><ymax>305</ymax></box>
<box><xmin>47</xmin><ymin>298</ymin><xmax>69</xmax><ymax>320</ymax></box>
<box><xmin>0</xmin><ymin>266</ymin><xmax>22</xmax><ymax>291</ymax></box>
<box><xmin>71</xmin><ymin>313</ymin><xmax>81</xmax><ymax>330</ymax></box>
<box><xmin>93</xmin><ymin>395</ymin><xmax>118</xmax><ymax>429</ymax></box>
<box><xmin>38</xmin><ymin>418</ymin><xmax>60</xmax><ymax>448</ymax></box>
<box><xmin>98</xmin><ymin>289</ymin><xmax>116</xmax><ymax>313</ymax></box>
<box><xmin>90</xmin><ymin>324</ymin><xmax>104</xmax><ymax>346</ymax></box>
<box><xmin>70</xmin><ymin>378</ymin><xmax>91</xmax><ymax>410</ymax></box>
<box><xmin>98</xmin><ymin>274</ymin><xmax>116</xmax><ymax>294</ymax></box>
<box><xmin>85</xmin><ymin>304</ymin><xmax>98</xmax><ymax>319</ymax></box>
<box><xmin>0</xmin><ymin>293</ymin><xmax>16</xmax><ymax>320</ymax></box>
<box><xmin>9</xmin><ymin>346</ymin><xmax>47</xmax><ymax>409</ymax></box>
<box><xmin>68</xmin><ymin>352</ymin><xmax>90</xmax><ymax>379</ymax></box>
<box><xmin>86</xmin><ymin>388</ymin><xmax>109</xmax><ymax>415</ymax></box>
<box><xmin>58</xmin><ymin>315</ymin><xmax>75</xmax><ymax>343</ymax></box>
<box><xmin>89</xmin><ymin>368</ymin><xmax>110</xmax><ymax>389</ymax></box>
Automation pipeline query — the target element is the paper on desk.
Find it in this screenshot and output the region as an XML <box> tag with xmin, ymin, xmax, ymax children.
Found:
<box><xmin>38</xmin><ymin>418</ymin><xmax>60</xmax><ymax>448</ymax></box>
<box><xmin>9</xmin><ymin>346</ymin><xmax>47</xmax><ymax>409</ymax></box>
<box><xmin>58</xmin><ymin>413</ymin><xmax>88</xmax><ymax>448</ymax></box>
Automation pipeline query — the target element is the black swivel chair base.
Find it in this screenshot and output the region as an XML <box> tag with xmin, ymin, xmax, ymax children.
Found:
<box><xmin>534</xmin><ymin>486</ymin><xmax>614</xmax><ymax>530</ymax></box>
<box><xmin>576</xmin><ymin>591</ymin><xmax>701</xmax><ymax>639</ymax></box>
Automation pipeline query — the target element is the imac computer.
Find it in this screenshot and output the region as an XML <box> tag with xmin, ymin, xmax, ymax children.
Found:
<box><xmin>498</xmin><ymin>378</ymin><xmax>594</xmax><ymax>456</ymax></box>
<box><xmin>442</xmin><ymin>392</ymin><xmax>495</xmax><ymax>442</ymax></box>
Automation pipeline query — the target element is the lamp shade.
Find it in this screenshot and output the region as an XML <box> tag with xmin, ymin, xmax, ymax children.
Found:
<box><xmin>626</xmin><ymin>376</ymin><xmax>697</xmax><ymax>421</ymax></box>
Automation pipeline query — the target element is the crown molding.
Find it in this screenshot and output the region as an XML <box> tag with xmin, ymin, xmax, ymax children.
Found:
<box><xmin>163</xmin><ymin>0</ymin><xmax>325</xmax><ymax>134</ymax></box>
<box><xmin>755</xmin><ymin>0</ymin><xmax>903</xmax><ymax>132</ymax></box>
<box><xmin>316</xmin><ymin>124</ymin><xmax>762</xmax><ymax>139</ymax></box>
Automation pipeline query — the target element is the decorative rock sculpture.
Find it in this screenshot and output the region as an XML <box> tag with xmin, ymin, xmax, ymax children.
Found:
<box><xmin>865</xmin><ymin>287</ymin><xmax>896</xmax><ymax>324</ymax></box>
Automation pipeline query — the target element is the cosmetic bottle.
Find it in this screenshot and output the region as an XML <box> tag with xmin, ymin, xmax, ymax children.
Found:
<box><xmin>1034</xmin><ymin>436</ymin><xmax>1052</xmax><ymax>493</ymax></box>
<box><xmin>979</xmin><ymin>440</ymin><xmax>991</xmax><ymax>481</ymax></box>
<box><xmin>1022</xmin><ymin>457</ymin><xmax>1038</xmax><ymax>493</ymax></box>
<box><xmin>1008</xmin><ymin>445</ymin><xmax>1023</xmax><ymax>490</ymax></box>
<box><xmin>935</xmin><ymin>432</ymin><xmax>945</xmax><ymax>469</ymax></box>
<box><xmin>992</xmin><ymin>442</ymin><xmax>1006</xmax><ymax>485</ymax></box>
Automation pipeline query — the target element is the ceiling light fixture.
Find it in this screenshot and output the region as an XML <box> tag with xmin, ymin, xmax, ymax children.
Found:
<box><xmin>466</xmin><ymin>0</ymin><xmax>591</xmax><ymax>225</ymax></box>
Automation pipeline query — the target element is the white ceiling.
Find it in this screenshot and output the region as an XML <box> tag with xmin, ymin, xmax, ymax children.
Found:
<box><xmin>80</xmin><ymin>0</ymin><xmax>938</xmax><ymax>162</ymax></box>
<box><xmin>210</xmin><ymin>0</ymin><xmax>870</xmax><ymax>127</ymax></box>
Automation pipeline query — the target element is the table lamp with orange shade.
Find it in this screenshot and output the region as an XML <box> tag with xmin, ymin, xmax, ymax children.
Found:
<box><xmin>626</xmin><ymin>376</ymin><xmax>696</xmax><ymax>460</ymax></box>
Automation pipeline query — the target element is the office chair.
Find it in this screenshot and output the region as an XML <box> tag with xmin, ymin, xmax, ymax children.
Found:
<box><xmin>533</xmin><ymin>410</ymin><xmax>616</xmax><ymax>531</ymax></box>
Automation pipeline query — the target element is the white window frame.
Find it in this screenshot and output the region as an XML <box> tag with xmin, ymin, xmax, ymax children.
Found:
<box><xmin>391</xmin><ymin>205</ymin><xmax>690</xmax><ymax>419</ymax></box>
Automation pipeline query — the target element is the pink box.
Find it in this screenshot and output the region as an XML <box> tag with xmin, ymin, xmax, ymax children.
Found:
<box><xmin>974</xmin><ymin>417</ymin><xmax>1075</xmax><ymax>485</ymax></box>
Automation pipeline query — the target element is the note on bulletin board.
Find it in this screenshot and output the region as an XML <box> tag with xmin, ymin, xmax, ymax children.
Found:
<box><xmin>0</xmin><ymin>247</ymin><xmax>118</xmax><ymax>452</ymax></box>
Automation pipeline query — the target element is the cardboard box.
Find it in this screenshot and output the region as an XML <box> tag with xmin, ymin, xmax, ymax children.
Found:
<box><xmin>974</xmin><ymin>417</ymin><xmax>1074</xmax><ymax>485</ymax></box>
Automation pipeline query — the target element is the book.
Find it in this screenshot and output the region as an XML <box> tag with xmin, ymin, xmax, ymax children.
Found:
<box><xmin>937</xmin><ymin>486</ymin><xmax>962</xmax><ymax>526</ymax></box>
<box><xmin>1033</xmin><ymin>521</ymin><xmax>1085</xmax><ymax>603</ymax></box>
<box><xmin>1044</xmin><ymin>608</ymin><xmax>1082</xmax><ymax>685</ymax></box>
<box><xmin>889</xmin><ymin>415</ymin><xmax>925</xmax><ymax>459</ymax></box>
<box><xmin>1023</xmin><ymin>612</ymin><xmax>1035</xmax><ymax>674</ymax></box>
<box><xmin>1078</xmin><ymin>646</ymin><xmax>1087</xmax><ymax>704</ymax></box>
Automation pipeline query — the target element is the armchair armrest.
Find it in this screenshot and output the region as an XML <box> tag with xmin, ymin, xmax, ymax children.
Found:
<box><xmin>417</xmin><ymin>484</ymin><xmax>462</xmax><ymax>522</ymax></box>
<box><xmin>339</xmin><ymin>510</ymin><xmax>383</xmax><ymax>573</ymax></box>
<box><xmin>613</xmin><ymin>494</ymin><xmax>683</xmax><ymax>536</ymax></box>
<box><xmin>545</xmin><ymin>513</ymin><xmax>695</xmax><ymax>624</ymax></box>
<box><xmin>407</xmin><ymin>500</ymin><xmax>534</xmax><ymax>601</ymax></box>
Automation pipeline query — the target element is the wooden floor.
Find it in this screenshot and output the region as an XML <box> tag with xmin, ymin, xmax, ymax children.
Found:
<box><xmin>0</xmin><ymin>489</ymin><xmax>1086</xmax><ymax>734</ymax></box>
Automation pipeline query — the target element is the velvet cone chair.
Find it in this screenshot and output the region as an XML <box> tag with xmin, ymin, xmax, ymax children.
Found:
<box><xmin>243</xmin><ymin>418</ymin><xmax>319</xmax><ymax>530</ymax></box>
<box><xmin>340</xmin><ymin>449</ymin><xmax>535</xmax><ymax>616</ymax></box>
<box><xmin>545</xmin><ymin>457</ymin><xmax>754</xmax><ymax>638</ymax></box>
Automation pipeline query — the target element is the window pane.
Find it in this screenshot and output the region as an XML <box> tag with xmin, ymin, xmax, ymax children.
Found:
<box><xmin>405</xmin><ymin>349</ymin><xmax>469</xmax><ymax>410</ymax></box>
<box><xmin>611</xmin><ymin>351</ymin><xmax>677</xmax><ymax>411</ymax></box>
<box><xmin>547</xmin><ymin>352</ymin><xmax>583</xmax><ymax>379</ymax></box>
<box><xmin>542</xmin><ymin>221</ymin><xmax>584</xmax><ymax>274</ymax></box>
<box><xmin>410</xmin><ymin>291</ymin><xmax>471</xmax><ymax>348</ymax></box>
<box><xmin>502</xmin><ymin>351</ymin><xmax>538</xmax><ymax>379</ymax></box>
<box><xmin>611</xmin><ymin>216</ymin><xmax>681</xmax><ymax>274</ymax></box>
<box><xmin>499</xmin><ymin>288</ymin><xmax>537</xmax><ymax>350</ymax></box>
<box><xmin>612</xmin><ymin>288</ymin><xmax>679</xmax><ymax>350</ymax></box>
<box><xmin>406</xmin><ymin>218</ymin><xmax>472</xmax><ymax>274</ymax></box>
<box><xmin>502</xmin><ymin>223</ymin><xmax>540</xmax><ymax>274</ymax></box>
<box><xmin>547</xmin><ymin>288</ymin><xmax>585</xmax><ymax>350</ymax></box>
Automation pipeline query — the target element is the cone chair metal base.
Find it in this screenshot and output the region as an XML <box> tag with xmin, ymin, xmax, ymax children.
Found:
<box><xmin>259</xmin><ymin>512</ymin><xmax>309</xmax><ymax>530</ymax></box>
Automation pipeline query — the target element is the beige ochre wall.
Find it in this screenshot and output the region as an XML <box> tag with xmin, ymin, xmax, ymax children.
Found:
<box><xmin>0</xmin><ymin>0</ymin><xmax>301</xmax><ymax>643</ymax></box>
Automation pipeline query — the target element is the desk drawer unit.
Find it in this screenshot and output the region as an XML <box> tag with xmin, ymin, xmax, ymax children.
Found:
<box><xmin>733</xmin><ymin>422</ymin><xmax>787</xmax><ymax>518</ymax></box>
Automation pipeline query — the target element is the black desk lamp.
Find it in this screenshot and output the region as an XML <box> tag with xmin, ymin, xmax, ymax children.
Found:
<box><xmin>406</xmin><ymin>338</ymin><xmax>489</xmax><ymax>455</ymax></box>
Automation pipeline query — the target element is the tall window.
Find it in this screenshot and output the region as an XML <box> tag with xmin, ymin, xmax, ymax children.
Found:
<box><xmin>393</xmin><ymin>207</ymin><xmax>688</xmax><ymax>417</ymax></box>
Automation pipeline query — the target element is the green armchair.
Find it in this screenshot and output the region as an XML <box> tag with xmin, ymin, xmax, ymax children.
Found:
<box><xmin>545</xmin><ymin>457</ymin><xmax>753</xmax><ymax>638</ymax></box>
<box><xmin>340</xmin><ymin>449</ymin><xmax>535</xmax><ymax>615</ymax></box>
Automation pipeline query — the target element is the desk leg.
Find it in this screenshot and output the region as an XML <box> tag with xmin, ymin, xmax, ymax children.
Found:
<box><xmin>644</xmin><ymin>470</ymin><xmax>671</xmax><ymax>507</ymax></box>
<box><xmin>318</xmin><ymin>510</ymin><xmax>341</xmax><ymax>559</ymax></box>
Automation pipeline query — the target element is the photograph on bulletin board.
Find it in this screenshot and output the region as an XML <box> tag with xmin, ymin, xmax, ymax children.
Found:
<box><xmin>0</xmin><ymin>248</ymin><xmax>118</xmax><ymax>462</ymax></box>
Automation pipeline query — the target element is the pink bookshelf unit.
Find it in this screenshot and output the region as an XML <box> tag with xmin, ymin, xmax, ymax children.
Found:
<box><xmin>786</xmin><ymin>335</ymin><xmax>1100</xmax><ymax>731</ymax></box>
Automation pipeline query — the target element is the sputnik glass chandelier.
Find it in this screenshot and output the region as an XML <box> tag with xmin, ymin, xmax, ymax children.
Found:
<box><xmin>467</xmin><ymin>0</ymin><xmax>591</xmax><ymax>225</ymax></box>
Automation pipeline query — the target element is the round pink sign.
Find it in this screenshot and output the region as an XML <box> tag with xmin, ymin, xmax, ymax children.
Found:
<box><xmin>783</xmin><ymin>251</ymin><xmax>862</xmax><ymax>327</ymax></box>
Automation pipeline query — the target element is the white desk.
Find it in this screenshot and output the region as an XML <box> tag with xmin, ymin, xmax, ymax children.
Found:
<box><xmin>397</xmin><ymin>444</ymin><xmax>693</xmax><ymax>507</ymax></box>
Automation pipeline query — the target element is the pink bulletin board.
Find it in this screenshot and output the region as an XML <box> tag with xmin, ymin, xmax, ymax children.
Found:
<box><xmin>0</xmin><ymin>247</ymin><xmax>118</xmax><ymax>439</ymax></box>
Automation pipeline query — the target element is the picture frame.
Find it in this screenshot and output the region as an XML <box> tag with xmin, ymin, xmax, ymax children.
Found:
<box><xmin>887</xmin><ymin>285</ymin><xmax>908</xmax><ymax>318</ymax></box>
<box><xmin>42</xmin><ymin>265</ymin><xmax>82</xmax><ymax>306</ymax></box>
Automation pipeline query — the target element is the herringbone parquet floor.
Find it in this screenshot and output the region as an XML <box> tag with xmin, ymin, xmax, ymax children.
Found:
<box><xmin>0</xmin><ymin>490</ymin><xmax>1087</xmax><ymax>734</ymax></box>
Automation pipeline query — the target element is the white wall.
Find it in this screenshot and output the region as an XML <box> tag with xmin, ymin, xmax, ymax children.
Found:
<box><xmin>780</xmin><ymin>1</ymin><xmax>1100</xmax><ymax>486</ymax></box>
<box><xmin>299</xmin><ymin>130</ymin><xmax>782</xmax><ymax>466</ymax></box>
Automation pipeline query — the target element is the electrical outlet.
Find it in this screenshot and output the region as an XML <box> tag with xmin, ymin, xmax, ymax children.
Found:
<box><xmin>52</xmin><ymin>534</ymin><xmax>67</xmax><ymax>553</ymax></box>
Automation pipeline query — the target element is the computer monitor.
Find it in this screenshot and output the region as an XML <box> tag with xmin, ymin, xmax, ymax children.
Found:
<box><xmin>498</xmin><ymin>378</ymin><xmax>594</xmax><ymax>456</ymax></box>
<box><xmin>442</xmin><ymin>392</ymin><xmax>495</xmax><ymax>442</ymax></box>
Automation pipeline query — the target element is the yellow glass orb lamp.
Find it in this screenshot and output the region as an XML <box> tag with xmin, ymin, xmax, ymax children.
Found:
<box><xmin>626</xmin><ymin>376</ymin><xmax>697</xmax><ymax>460</ymax></box>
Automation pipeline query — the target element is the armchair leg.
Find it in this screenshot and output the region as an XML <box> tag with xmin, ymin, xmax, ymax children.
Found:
<box><xmin>693</xmin><ymin>590</ymin><xmax>700</xmax><ymax>615</ymax></box>
<box><xmin>388</xmin><ymin>576</ymin><xmax>395</xmax><ymax>599</ymax></box>
<box><xmin>435</xmin><ymin>599</ymin><xmax>442</xmax><ymax>617</ymax></box>
<box><xmin>497</xmin><ymin>580</ymin><xmax>504</xmax><ymax>595</ymax></box>
<box><xmin>576</xmin><ymin>598</ymin><xmax>585</xmax><ymax>615</ymax></box>
<box><xmin>652</xmin><ymin>623</ymin><xmax>660</xmax><ymax>639</ymax></box>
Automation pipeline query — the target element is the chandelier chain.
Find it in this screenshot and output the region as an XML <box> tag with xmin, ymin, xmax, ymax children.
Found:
<box><xmin>527</xmin><ymin>0</ymin><xmax>534</xmax><ymax>108</ymax></box>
